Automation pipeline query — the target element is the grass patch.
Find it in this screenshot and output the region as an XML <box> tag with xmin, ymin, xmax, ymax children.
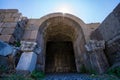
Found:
<box><xmin>31</xmin><ymin>70</ymin><xmax>45</xmax><ymax>79</ymax></box>
<box><xmin>107</xmin><ymin>66</ymin><xmax>120</xmax><ymax>78</ymax></box>
<box><xmin>1</xmin><ymin>74</ymin><xmax>33</xmax><ymax>80</ymax></box>
<box><xmin>0</xmin><ymin>65</ymin><xmax>9</xmax><ymax>73</ymax></box>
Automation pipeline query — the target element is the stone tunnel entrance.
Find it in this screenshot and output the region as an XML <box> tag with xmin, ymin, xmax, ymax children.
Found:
<box><xmin>37</xmin><ymin>13</ymin><xmax>86</xmax><ymax>73</ymax></box>
<box><xmin>45</xmin><ymin>41</ymin><xmax>76</xmax><ymax>73</ymax></box>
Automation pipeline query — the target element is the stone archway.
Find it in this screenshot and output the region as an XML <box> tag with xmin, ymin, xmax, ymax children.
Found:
<box><xmin>36</xmin><ymin>13</ymin><xmax>86</xmax><ymax>73</ymax></box>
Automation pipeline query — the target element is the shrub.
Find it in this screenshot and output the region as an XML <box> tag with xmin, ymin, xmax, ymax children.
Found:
<box><xmin>14</xmin><ymin>41</ymin><xmax>21</xmax><ymax>47</ymax></box>
<box><xmin>0</xmin><ymin>65</ymin><xmax>9</xmax><ymax>73</ymax></box>
<box><xmin>107</xmin><ymin>66</ymin><xmax>120</xmax><ymax>77</ymax></box>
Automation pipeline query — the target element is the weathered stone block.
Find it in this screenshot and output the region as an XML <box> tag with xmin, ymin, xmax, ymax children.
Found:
<box><xmin>0</xmin><ymin>23</ymin><xmax>3</xmax><ymax>27</ymax></box>
<box><xmin>22</xmin><ymin>30</ymin><xmax>32</xmax><ymax>40</ymax></box>
<box><xmin>85</xmin><ymin>40</ymin><xmax>105</xmax><ymax>52</ymax></box>
<box><xmin>2</xmin><ymin>22</ymin><xmax>17</xmax><ymax>28</ymax></box>
<box><xmin>20</xmin><ymin>41</ymin><xmax>37</xmax><ymax>52</ymax></box>
<box><xmin>34</xmin><ymin>46</ymin><xmax>41</xmax><ymax>54</ymax></box>
<box><xmin>1</xmin><ymin>27</ymin><xmax>15</xmax><ymax>35</ymax></box>
<box><xmin>3</xmin><ymin>17</ymin><xmax>15</xmax><ymax>22</ymax></box>
<box><xmin>14</xmin><ymin>17</ymin><xmax>21</xmax><ymax>22</ymax></box>
<box><xmin>0</xmin><ymin>56</ymin><xmax>8</xmax><ymax>66</ymax></box>
<box><xmin>0</xmin><ymin>40</ymin><xmax>14</xmax><ymax>56</ymax></box>
<box><xmin>13</xmin><ymin>24</ymin><xmax>25</xmax><ymax>41</ymax></box>
<box><xmin>5</xmin><ymin>9</ymin><xmax>18</xmax><ymax>13</ymax></box>
<box><xmin>0</xmin><ymin>35</ymin><xmax>15</xmax><ymax>43</ymax></box>
<box><xmin>4</xmin><ymin>13</ymin><xmax>12</xmax><ymax>18</ymax></box>
<box><xmin>0</xmin><ymin>28</ymin><xmax>3</xmax><ymax>34</ymax></box>
<box><xmin>12</xmin><ymin>13</ymin><xmax>21</xmax><ymax>18</ymax></box>
<box><xmin>30</xmin><ymin>30</ymin><xmax>38</xmax><ymax>40</ymax></box>
<box><xmin>0</xmin><ymin>9</ymin><xmax>6</xmax><ymax>13</ymax></box>
<box><xmin>85</xmin><ymin>40</ymin><xmax>109</xmax><ymax>74</ymax></box>
<box><xmin>0</xmin><ymin>15</ymin><xmax>4</xmax><ymax>22</ymax></box>
<box><xmin>16</xmin><ymin>52</ymin><xmax>37</xmax><ymax>72</ymax></box>
<box><xmin>26</xmin><ymin>24</ymin><xmax>39</xmax><ymax>30</ymax></box>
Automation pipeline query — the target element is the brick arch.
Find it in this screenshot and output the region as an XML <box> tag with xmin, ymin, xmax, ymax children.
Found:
<box><xmin>36</xmin><ymin>13</ymin><xmax>86</xmax><ymax>72</ymax></box>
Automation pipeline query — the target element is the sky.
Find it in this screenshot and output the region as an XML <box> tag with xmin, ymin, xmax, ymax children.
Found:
<box><xmin>0</xmin><ymin>0</ymin><xmax>120</xmax><ymax>23</ymax></box>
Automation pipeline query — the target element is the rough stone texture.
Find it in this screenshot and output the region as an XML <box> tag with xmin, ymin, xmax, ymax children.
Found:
<box><xmin>0</xmin><ymin>9</ymin><xmax>20</xmax><ymax>23</ymax></box>
<box><xmin>105</xmin><ymin>39</ymin><xmax>120</xmax><ymax>65</ymax></box>
<box><xmin>0</xmin><ymin>9</ymin><xmax>27</xmax><ymax>43</ymax></box>
<box><xmin>2</xmin><ymin>22</ymin><xmax>17</xmax><ymax>28</ymax></box>
<box><xmin>86</xmin><ymin>23</ymin><xmax>100</xmax><ymax>41</ymax></box>
<box><xmin>85</xmin><ymin>40</ymin><xmax>105</xmax><ymax>52</ymax></box>
<box><xmin>0</xmin><ymin>35</ymin><xmax>15</xmax><ymax>43</ymax></box>
<box><xmin>0</xmin><ymin>7</ymin><xmax>119</xmax><ymax>74</ymax></box>
<box><xmin>22</xmin><ymin>30</ymin><xmax>32</xmax><ymax>40</ymax></box>
<box><xmin>22</xmin><ymin>22</ymin><xmax>40</xmax><ymax>41</ymax></box>
<box><xmin>0</xmin><ymin>28</ymin><xmax>3</xmax><ymax>34</ymax></box>
<box><xmin>16</xmin><ymin>52</ymin><xmax>37</xmax><ymax>72</ymax></box>
<box><xmin>90</xmin><ymin>3</ymin><xmax>120</xmax><ymax>66</ymax></box>
<box><xmin>35</xmin><ymin>14</ymin><xmax>87</xmax><ymax>73</ymax></box>
<box><xmin>85</xmin><ymin>40</ymin><xmax>109</xmax><ymax>74</ymax></box>
<box><xmin>33</xmin><ymin>46</ymin><xmax>41</xmax><ymax>54</ymax></box>
<box><xmin>0</xmin><ymin>23</ymin><xmax>3</xmax><ymax>27</ymax></box>
<box><xmin>1</xmin><ymin>27</ymin><xmax>15</xmax><ymax>35</ymax></box>
<box><xmin>13</xmin><ymin>22</ymin><xmax>25</xmax><ymax>41</ymax></box>
<box><xmin>0</xmin><ymin>9</ymin><xmax>18</xmax><ymax>13</ymax></box>
<box><xmin>0</xmin><ymin>56</ymin><xmax>9</xmax><ymax>66</ymax></box>
<box><xmin>0</xmin><ymin>41</ymin><xmax>14</xmax><ymax>56</ymax></box>
<box><xmin>20</xmin><ymin>41</ymin><xmax>37</xmax><ymax>52</ymax></box>
<box><xmin>30</xmin><ymin>30</ymin><xmax>38</xmax><ymax>40</ymax></box>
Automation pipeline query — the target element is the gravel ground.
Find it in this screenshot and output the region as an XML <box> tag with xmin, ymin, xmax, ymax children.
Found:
<box><xmin>44</xmin><ymin>73</ymin><xmax>101</xmax><ymax>80</ymax></box>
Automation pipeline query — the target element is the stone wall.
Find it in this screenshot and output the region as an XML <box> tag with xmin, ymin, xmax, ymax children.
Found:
<box><xmin>0</xmin><ymin>9</ymin><xmax>28</xmax><ymax>43</ymax></box>
<box><xmin>91</xmin><ymin>3</ymin><xmax>120</xmax><ymax>66</ymax></box>
<box><xmin>85</xmin><ymin>23</ymin><xmax>100</xmax><ymax>41</ymax></box>
<box><xmin>85</xmin><ymin>40</ymin><xmax>109</xmax><ymax>74</ymax></box>
<box><xmin>0</xmin><ymin>9</ymin><xmax>111</xmax><ymax>74</ymax></box>
<box><xmin>22</xmin><ymin>19</ymin><xmax>39</xmax><ymax>42</ymax></box>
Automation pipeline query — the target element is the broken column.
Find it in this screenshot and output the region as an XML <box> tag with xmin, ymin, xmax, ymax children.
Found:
<box><xmin>16</xmin><ymin>41</ymin><xmax>37</xmax><ymax>73</ymax></box>
<box><xmin>85</xmin><ymin>40</ymin><xmax>109</xmax><ymax>74</ymax></box>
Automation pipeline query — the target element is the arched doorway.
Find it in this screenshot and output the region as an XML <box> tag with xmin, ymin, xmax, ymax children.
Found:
<box><xmin>45</xmin><ymin>37</ymin><xmax>76</xmax><ymax>73</ymax></box>
<box><xmin>36</xmin><ymin>13</ymin><xmax>86</xmax><ymax>73</ymax></box>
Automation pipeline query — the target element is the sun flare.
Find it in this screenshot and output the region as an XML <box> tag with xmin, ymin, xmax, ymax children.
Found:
<box><xmin>55</xmin><ymin>4</ymin><xmax>73</xmax><ymax>14</ymax></box>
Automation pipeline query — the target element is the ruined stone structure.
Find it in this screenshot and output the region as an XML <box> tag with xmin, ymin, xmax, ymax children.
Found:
<box><xmin>0</xmin><ymin>3</ymin><xmax>120</xmax><ymax>74</ymax></box>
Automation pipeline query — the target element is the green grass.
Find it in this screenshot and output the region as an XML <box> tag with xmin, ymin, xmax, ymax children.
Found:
<box><xmin>107</xmin><ymin>66</ymin><xmax>120</xmax><ymax>78</ymax></box>
<box><xmin>31</xmin><ymin>70</ymin><xmax>45</xmax><ymax>79</ymax></box>
<box><xmin>1</xmin><ymin>74</ymin><xmax>33</xmax><ymax>80</ymax></box>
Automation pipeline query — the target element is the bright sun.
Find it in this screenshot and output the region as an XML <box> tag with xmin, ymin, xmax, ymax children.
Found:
<box><xmin>55</xmin><ymin>4</ymin><xmax>73</xmax><ymax>13</ymax></box>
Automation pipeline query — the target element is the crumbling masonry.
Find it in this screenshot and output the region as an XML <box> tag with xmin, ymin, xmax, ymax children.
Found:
<box><xmin>0</xmin><ymin>3</ymin><xmax>120</xmax><ymax>74</ymax></box>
